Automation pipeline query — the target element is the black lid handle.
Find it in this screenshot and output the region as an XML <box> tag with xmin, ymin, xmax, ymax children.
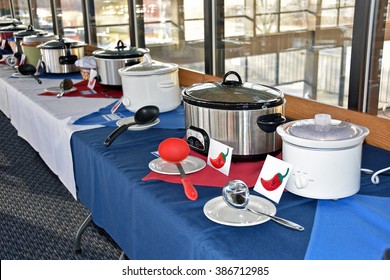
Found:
<box><xmin>116</xmin><ymin>40</ymin><xmax>126</xmax><ymax>50</ymax></box>
<box><xmin>222</xmin><ymin>71</ymin><xmax>243</xmax><ymax>86</ymax></box>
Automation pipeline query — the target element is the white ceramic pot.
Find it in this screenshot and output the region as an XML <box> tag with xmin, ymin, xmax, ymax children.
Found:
<box><xmin>118</xmin><ymin>53</ymin><xmax>181</xmax><ymax>113</ymax></box>
<box><xmin>276</xmin><ymin>114</ymin><xmax>369</xmax><ymax>199</ymax></box>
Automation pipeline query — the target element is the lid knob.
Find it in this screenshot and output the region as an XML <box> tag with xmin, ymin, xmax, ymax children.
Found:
<box><xmin>314</xmin><ymin>114</ymin><xmax>331</xmax><ymax>132</ymax></box>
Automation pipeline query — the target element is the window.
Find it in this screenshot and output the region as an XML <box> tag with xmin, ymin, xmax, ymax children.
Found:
<box><xmin>30</xmin><ymin>0</ymin><xmax>54</xmax><ymax>32</ymax></box>
<box><xmin>94</xmin><ymin>0</ymin><xmax>130</xmax><ymax>48</ymax></box>
<box><xmin>1</xmin><ymin>0</ymin><xmax>388</xmax><ymax>119</ymax></box>
<box><xmin>11</xmin><ymin>0</ymin><xmax>30</xmax><ymax>24</ymax></box>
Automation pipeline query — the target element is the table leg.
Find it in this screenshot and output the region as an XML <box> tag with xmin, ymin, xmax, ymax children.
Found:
<box><xmin>74</xmin><ymin>212</ymin><xmax>93</xmax><ymax>253</ymax></box>
<box><xmin>119</xmin><ymin>251</ymin><xmax>128</xmax><ymax>260</ymax></box>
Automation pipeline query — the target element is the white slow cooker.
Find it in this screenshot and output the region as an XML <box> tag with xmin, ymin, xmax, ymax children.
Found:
<box><xmin>276</xmin><ymin>114</ymin><xmax>369</xmax><ymax>199</ymax></box>
<box><xmin>118</xmin><ymin>53</ymin><xmax>181</xmax><ymax>113</ymax></box>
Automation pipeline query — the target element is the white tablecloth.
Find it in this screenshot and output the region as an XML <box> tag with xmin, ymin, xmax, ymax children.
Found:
<box><xmin>0</xmin><ymin>64</ymin><xmax>115</xmax><ymax>199</ymax></box>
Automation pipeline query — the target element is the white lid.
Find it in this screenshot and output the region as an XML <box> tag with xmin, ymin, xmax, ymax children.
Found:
<box><xmin>118</xmin><ymin>53</ymin><xmax>178</xmax><ymax>76</ymax></box>
<box><xmin>276</xmin><ymin>114</ymin><xmax>370</xmax><ymax>149</ymax></box>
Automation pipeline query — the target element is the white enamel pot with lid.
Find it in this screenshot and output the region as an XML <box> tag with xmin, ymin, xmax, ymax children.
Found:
<box><xmin>276</xmin><ymin>114</ymin><xmax>369</xmax><ymax>199</ymax></box>
<box><xmin>118</xmin><ymin>53</ymin><xmax>181</xmax><ymax>113</ymax></box>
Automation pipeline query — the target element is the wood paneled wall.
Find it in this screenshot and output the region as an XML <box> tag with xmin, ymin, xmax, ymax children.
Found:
<box><xmin>178</xmin><ymin>68</ymin><xmax>390</xmax><ymax>151</ymax></box>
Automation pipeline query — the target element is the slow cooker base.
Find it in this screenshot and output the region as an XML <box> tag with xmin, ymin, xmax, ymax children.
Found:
<box><xmin>231</xmin><ymin>149</ymin><xmax>281</xmax><ymax>162</ymax></box>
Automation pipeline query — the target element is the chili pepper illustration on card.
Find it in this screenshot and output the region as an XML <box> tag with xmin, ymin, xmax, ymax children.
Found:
<box><xmin>254</xmin><ymin>155</ymin><xmax>293</xmax><ymax>203</ymax></box>
<box><xmin>207</xmin><ymin>138</ymin><xmax>233</xmax><ymax>176</ymax></box>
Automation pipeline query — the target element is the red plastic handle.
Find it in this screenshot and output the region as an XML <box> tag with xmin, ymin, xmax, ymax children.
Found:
<box><xmin>181</xmin><ymin>177</ymin><xmax>198</xmax><ymax>201</ymax></box>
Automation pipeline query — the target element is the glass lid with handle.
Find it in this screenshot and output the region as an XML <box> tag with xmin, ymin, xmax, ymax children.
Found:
<box><xmin>181</xmin><ymin>71</ymin><xmax>285</xmax><ymax>110</ymax></box>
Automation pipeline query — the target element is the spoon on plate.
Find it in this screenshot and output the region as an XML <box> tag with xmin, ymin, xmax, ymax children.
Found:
<box><xmin>57</xmin><ymin>79</ymin><xmax>74</xmax><ymax>98</ymax></box>
<box><xmin>103</xmin><ymin>105</ymin><xmax>159</xmax><ymax>147</ymax></box>
<box><xmin>158</xmin><ymin>138</ymin><xmax>198</xmax><ymax>201</ymax></box>
<box><xmin>222</xmin><ymin>180</ymin><xmax>304</xmax><ymax>231</ymax></box>
<box><xmin>18</xmin><ymin>63</ymin><xmax>42</xmax><ymax>84</ymax></box>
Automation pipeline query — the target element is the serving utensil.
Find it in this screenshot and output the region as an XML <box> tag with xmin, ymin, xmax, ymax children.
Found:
<box><xmin>103</xmin><ymin>105</ymin><xmax>159</xmax><ymax>147</ymax></box>
<box><xmin>57</xmin><ymin>79</ymin><xmax>74</xmax><ymax>98</ymax></box>
<box><xmin>222</xmin><ymin>180</ymin><xmax>304</xmax><ymax>231</ymax></box>
<box><xmin>18</xmin><ymin>63</ymin><xmax>42</xmax><ymax>84</ymax></box>
<box><xmin>158</xmin><ymin>138</ymin><xmax>198</xmax><ymax>200</ymax></box>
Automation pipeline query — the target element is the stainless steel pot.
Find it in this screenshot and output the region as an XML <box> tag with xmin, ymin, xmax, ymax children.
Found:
<box><xmin>37</xmin><ymin>38</ymin><xmax>86</xmax><ymax>73</ymax></box>
<box><xmin>93</xmin><ymin>40</ymin><xmax>149</xmax><ymax>86</ymax></box>
<box><xmin>182</xmin><ymin>71</ymin><xmax>286</xmax><ymax>160</ymax></box>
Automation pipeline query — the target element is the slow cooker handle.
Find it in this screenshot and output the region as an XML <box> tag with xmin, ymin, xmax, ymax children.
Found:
<box><xmin>257</xmin><ymin>113</ymin><xmax>286</xmax><ymax>133</ymax></box>
<box><xmin>115</xmin><ymin>40</ymin><xmax>126</xmax><ymax>50</ymax></box>
<box><xmin>222</xmin><ymin>71</ymin><xmax>243</xmax><ymax>86</ymax></box>
<box><xmin>59</xmin><ymin>42</ymin><xmax>78</xmax><ymax>65</ymax></box>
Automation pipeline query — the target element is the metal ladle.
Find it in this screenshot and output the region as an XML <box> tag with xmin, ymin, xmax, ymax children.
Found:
<box><xmin>103</xmin><ymin>105</ymin><xmax>159</xmax><ymax>147</ymax></box>
<box><xmin>222</xmin><ymin>180</ymin><xmax>304</xmax><ymax>231</ymax></box>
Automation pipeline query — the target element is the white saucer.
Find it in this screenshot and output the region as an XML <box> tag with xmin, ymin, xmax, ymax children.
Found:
<box><xmin>11</xmin><ymin>72</ymin><xmax>34</xmax><ymax>78</ymax></box>
<box><xmin>44</xmin><ymin>87</ymin><xmax>77</xmax><ymax>94</ymax></box>
<box><xmin>149</xmin><ymin>156</ymin><xmax>206</xmax><ymax>175</ymax></box>
<box><xmin>116</xmin><ymin>116</ymin><xmax>160</xmax><ymax>131</ymax></box>
<box><xmin>203</xmin><ymin>195</ymin><xmax>277</xmax><ymax>227</ymax></box>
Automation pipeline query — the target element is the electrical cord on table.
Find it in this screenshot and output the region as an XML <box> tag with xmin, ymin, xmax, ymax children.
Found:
<box><xmin>361</xmin><ymin>167</ymin><xmax>390</xmax><ymax>185</ymax></box>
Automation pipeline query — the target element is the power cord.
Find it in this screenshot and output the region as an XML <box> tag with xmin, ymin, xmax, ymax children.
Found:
<box><xmin>361</xmin><ymin>167</ymin><xmax>390</xmax><ymax>185</ymax></box>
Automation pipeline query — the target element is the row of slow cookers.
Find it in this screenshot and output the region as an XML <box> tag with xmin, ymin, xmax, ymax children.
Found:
<box><xmin>2</xmin><ymin>21</ymin><xmax>369</xmax><ymax>201</ymax></box>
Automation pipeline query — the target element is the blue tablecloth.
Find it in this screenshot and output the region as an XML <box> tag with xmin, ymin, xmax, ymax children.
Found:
<box><xmin>305</xmin><ymin>194</ymin><xmax>390</xmax><ymax>260</ymax></box>
<box><xmin>70</xmin><ymin>126</ymin><xmax>390</xmax><ymax>259</ymax></box>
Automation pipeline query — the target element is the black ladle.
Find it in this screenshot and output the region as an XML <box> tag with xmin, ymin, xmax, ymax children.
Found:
<box><xmin>18</xmin><ymin>64</ymin><xmax>42</xmax><ymax>84</ymax></box>
<box><xmin>104</xmin><ymin>105</ymin><xmax>159</xmax><ymax>147</ymax></box>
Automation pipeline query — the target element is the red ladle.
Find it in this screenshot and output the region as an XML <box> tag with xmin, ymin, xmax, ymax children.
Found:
<box><xmin>158</xmin><ymin>138</ymin><xmax>198</xmax><ymax>201</ymax></box>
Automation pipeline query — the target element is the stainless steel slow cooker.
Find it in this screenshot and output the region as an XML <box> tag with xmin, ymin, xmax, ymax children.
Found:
<box><xmin>182</xmin><ymin>71</ymin><xmax>286</xmax><ymax>160</ymax></box>
<box><xmin>37</xmin><ymin>38</ymin><xmax>86</xmax><ymax>73</ymax></box>
<box><xmin>93</xmin><ymin>40</ymin><xmax>149</xmax><ymax>86</ymax></box>
<box><xmin>277</xmin><ymin>114</ymin><xmax>369</xmax><ymax>199</ymax></box>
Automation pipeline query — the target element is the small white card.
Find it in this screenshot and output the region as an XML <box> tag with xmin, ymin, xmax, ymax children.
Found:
<box><xmin>254</xmin><ymin>155</ymin><xmax>293</xmax><ymax>203</ymax></box>
<box><xmin>87</xmin><ymin>69</ymin><xmax>97</xmax><ymax>89</ymax></box>
<box><xmin>1</xmin><ymin>40</ymin><xmax>5</xmax><ymax>50</ymax></box>
<box><xmin>101</xmin><ymin>112</ymin><xmax>126</xmax><ymax>122</ymax></box>
<box><xmin>207</xmin><ymin>138</ymin><xmax>233</xmax><ymax>176</ymax></box>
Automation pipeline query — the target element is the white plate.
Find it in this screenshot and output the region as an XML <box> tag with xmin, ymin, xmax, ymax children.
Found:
<box><xmin>203</xmin><ymin>195</ymin><xmax>277</xmax><ymax>227</ymax></box>
<box><xmin>44</xmin><ymin>87</ymin><xmax>77</xmax><ymax>94</ymax></box>
<box><xmin>11</xmin><ymin>72</ymin><xmax>35</xmax><ymax>78</ymax></box>
<box><xmin>116</xmin><ymin>116</ymin><xmax>160</xmax><ymax>131</ymax></box>
<box><xmin>149</xmin><ymin>156</ymin><xmax>206</xmax><ymax>175</ymax></box>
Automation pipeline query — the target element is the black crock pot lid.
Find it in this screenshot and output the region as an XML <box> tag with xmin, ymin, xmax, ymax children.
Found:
<box><xmin>0</xmin><ymin>22</ymin><xmax>27</xmax><ymax>32</ymax></box>
<box><xmin>37</xmin><ymin>38</ymin><xmax>86</xmax><ymax>49</ymax></box>
<box><xmin>93</xmin><ymin>40</ymin><xmax>149</xmax><ymax>59</ymax></box>
<box><xmin>0</xmin><ymin>18</ymin><xmax>20</xmax><ymax>26</ymax></box>
<box><xmin>14</xmin><ymin>25</ymin><xmax>46</xmax><ymax>39</ymax></box>
<box><xmin>182</xmin><ymin>71</ymin><xmax>285</xmax><ymax>110</ymax></box>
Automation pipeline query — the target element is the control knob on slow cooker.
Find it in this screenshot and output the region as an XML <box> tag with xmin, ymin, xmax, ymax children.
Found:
<box><xmin>294</xmin><ymin>173</ymin><xmax>309</xmax><ymax>189</ymax></box>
